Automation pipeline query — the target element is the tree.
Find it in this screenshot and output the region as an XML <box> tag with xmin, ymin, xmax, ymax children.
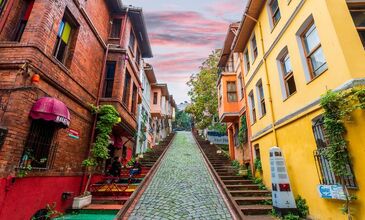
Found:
<box><xmin>186</xmin><ymin>50</ymin><xmax>220</xmax><ymax>129</ymax></box>
<box><xmin>173</xmin><ymin>110</ymin><xmax>192</xmax><ymax>130</ymax></box>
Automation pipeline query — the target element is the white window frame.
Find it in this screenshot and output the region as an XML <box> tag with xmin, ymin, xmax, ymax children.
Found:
<box><xmin>255</xmin><ymin>80</ymin><xmax>266</xmax><ymax>118</ymax></box>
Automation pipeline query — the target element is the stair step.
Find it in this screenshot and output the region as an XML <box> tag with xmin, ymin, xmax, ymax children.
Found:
<box><xmin>239</xmin><ymin>205</ymin><xmax>272</xmax><ymax>215</ymax></box>
<box><xmin>83</xmin><ymin>204</ymin><xmax>123</xmax><ymax>210</ymax></box>
<box><xmin>92</xmin><ymin>196</ymin><xmax>129</xmax><ymax>204</ymax></box>
<box><xmin>234</xmin><ymin>197</ymin><xmax>272</xmax><ymax>205</ymax></box>
<box><xmin>220</xmin><ymin>176</ymin><xmax>244</xmax><ymax>180</ymax></box>
<box><xmin>230</xmin><ymin>190</ymin><xmax>271</xmax><ymax>197</ymax></box>
<box><xmin>223</xmin><ymin>180</ymin><xmax>253</xmax><ymax>185</ymax></box>
<box><xmin>226</xmin><ymin>185</ymin><xmax>259</xmax><ymax>190</ymax></box>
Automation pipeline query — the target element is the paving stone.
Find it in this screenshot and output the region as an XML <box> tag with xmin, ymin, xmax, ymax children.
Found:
<box><xmin>128</xmin><ymin>132</ymin><xmax>232</xmax><ymax>219</ymax></box>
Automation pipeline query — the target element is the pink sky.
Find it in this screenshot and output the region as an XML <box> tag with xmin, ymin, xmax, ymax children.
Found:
<box><xmin>124</xmin><ymin>0</ymin><xmax>247</xmax><ymax>104</ymax></box>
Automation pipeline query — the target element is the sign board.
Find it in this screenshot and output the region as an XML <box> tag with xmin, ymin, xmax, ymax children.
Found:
<box><xmin>269</xmin><ymin>146</ymin><xmax>297</xmax><ymax>209</ymax></box>
<box><xmin>67</xmin><ymin>129</ymin><xmax>80</xmax><ymax>139</ymax></box>
<box><xmin>317</xmin><ymin>184</ymin><xmax>346</xmax><ymax>200</ymax></box>
<box><xmin>207</xmin><ymin>130</ymin><xmax>228</xmax><ymax>145</ymax></box>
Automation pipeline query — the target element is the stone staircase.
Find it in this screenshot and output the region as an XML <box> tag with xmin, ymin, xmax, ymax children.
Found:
<box><xmin>195</xmin><ymin>135</ymin><xmax>273</xmax><ymax>218</ymax></box>
<box><xmin>85</xmin><ymin>133</ymin><xmax>175</xmax><ymax>211</ymax></box>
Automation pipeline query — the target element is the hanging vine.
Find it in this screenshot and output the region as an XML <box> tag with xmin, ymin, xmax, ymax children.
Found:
<box><xmin>320</xmin><ymin>86</ymin><xmax>365</xmax><ymax>217</ymax></box>
<box><xmin>319</xmin><ymin>86</ymin><xmax>365</xmax><ymax>176</ymax></box>
<box><xmin>238</xmin><ymin>115</ymin><xmax>248</xmax><ymax>145</ymax></box>
<box><xmin>82</xmin><ymin>104</ymin><xmax>120</xmax><ymax>167</ymax></box>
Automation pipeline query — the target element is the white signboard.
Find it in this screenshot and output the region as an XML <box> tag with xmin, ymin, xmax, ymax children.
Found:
<box><xmin>270</xmin><ymin>146</ymin><xmax>297</xmax><ymax>209</ymax></box>
<box><xmin>317</xmin><ymin>184</ymin><xmax>346</xmax><ymax>200</ymax></box>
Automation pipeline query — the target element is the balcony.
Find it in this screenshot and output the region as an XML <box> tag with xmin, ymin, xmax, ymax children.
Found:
<box><xmin>218</xmin><ymin>73</ymin><xmax>241</xmax><ymax>123</ymax></box>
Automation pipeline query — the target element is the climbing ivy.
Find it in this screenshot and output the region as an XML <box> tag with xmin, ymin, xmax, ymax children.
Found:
<box><xmin>82</xmin><ymin>105</ymin><xmax>120</xmax><ymax>167</ymax></box>
<box><xmin>319</xmin><ymin>86</ymin><xmax>365</xmax><ymax>177</ymax></box>
<box><xmin>320</xmin><ymin>86</ymin><xmax>365</xmax><ymax>217</ymax></box>
<box><xmin>238</xmin><ymin>116</ymin><xmax>248</xmax><ymax>145</ymax></box>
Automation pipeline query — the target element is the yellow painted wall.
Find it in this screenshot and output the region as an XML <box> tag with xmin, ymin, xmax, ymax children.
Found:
<box><xmin>239</xmin><ymin>0</ymin><xmax>365</xmax><ymax>219</ymax></box>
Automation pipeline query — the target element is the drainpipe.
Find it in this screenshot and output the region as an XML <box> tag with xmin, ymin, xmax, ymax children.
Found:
<box><xmin>244</xmin><ymin>13</ymin><xmax>279</xmax><ymax>147</ymax></box>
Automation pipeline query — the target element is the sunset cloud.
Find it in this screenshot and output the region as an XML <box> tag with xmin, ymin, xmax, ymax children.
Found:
<box><xmin>123</xmin><ymin>0</ymin><xmax>245</xmax><ymax>103</ymax></box>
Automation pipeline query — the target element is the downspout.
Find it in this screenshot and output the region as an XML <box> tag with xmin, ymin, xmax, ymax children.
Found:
<box><xmin>244</xmin><ymin>13</ymin><xmax>279</xmax><ymax>146</ymax></box>
<box><xmin>238</xmin><ymin>53</ymin><xmax>255</xmax><ymax>173</ymax></box>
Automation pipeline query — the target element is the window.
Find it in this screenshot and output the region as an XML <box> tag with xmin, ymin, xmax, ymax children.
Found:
<box><xmin>0</xmin><ymin>0</ymin><xmax>8</xmax><ymax>15</ymax></box>
<box><xmin>122</xmin><ymin>71</ymin><xmax>131</xmax><ymax>106</ymax></box>
<box><xmin>153</xmin><ymin>92</ymin><xmax>158</xmax><ymax>104</ymax></box>
<box><xmin>129</xmin><ymin>30</ymin><xmax>135</xmax><ymax>51</ymax></box>
<box><xmin>269</xmin><ymin>0</ymin><xmax>281</xmax><ymax>26</ymax></box>
<box><xmin>226</xmin><ymin>55</ymin><xmax>234</xmax><ymax>72</ymax></box>
<box><xmin>251</xmin><ymin>35</ymin><xmax>258</xmax><ymax>61</ymax></box>
<box><xmin>348</xmin><ymin>4</ymin><xmax>365</xmax><ymax>47</ymax></box>
<box><xmin>312</xmin><ymin>117</ymin><xmax>357</xmax><ymax>188</ymax></box>
<box><xmin>13</xmin><ymin>0</ymin><xmax>34</xmax><ymax>42</ymax></box>
<box><xmin>110</xmin><ymin>18</ymin><xmax>121</xmax><ymax>38</ymax></box>
<box><xmin>244</xmin><ymin>49</ymin><xmax>250</xmax><ymax>73</ymax></box>
<box><xmin>19</xmin><ymin>120</ymin><xmax>58</xmax><ymax>169</ymax></box>
<box><xmin>248</xmin><ymin>91</ymin><xmax>256</xmax><ymax>123</ymax></box>
<box><xmin>238</xmin><ymin>74</ymin><xmax>244</xmax><ymax>100</ymax></box>
<box><xmin>131</xmin><ymin>84</ymin><xmax>137</xmax><ymax>115</ymax></box>
<box><xmin>227</xmin><ymin>81</ymin><xmax>237</xmax><ymax>102</ymax></box>
<box><xmin>256</xmin><ymin>81</ymin><xmax>266</xmax><ymax>117</ymax></box>
<box><xmin>102</xmin><ymin>61</ymin><xmax>116</xmax><ymax>98</ymax></box>
<box><xmin>280</xmin><ymin>52</ymin><xmax>297</xmax><ymax>97</ymax></box>
<box><xmin>301</xmin><ymin>22</ymin><xmax>327</xmax><ymax>78</ymax></box>
<box><xmin>54</xmin><ymin>14</ymin><xmax>75</xmax><ymax>64</ymax></box>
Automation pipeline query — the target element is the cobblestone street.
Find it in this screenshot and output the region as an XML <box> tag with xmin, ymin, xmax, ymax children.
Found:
<box><xmin>129</xmin><ymin>132</ymin><xmax>232</xmax><ymax>219</ymax></box>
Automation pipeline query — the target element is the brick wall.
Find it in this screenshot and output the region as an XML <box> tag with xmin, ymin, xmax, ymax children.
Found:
<box><xmin>0</xmin><ymin>0</ymin><xmax>112</xmax><ymax>177</ymax></box>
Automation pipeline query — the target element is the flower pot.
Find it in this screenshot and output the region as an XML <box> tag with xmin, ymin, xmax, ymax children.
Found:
<box><xmin>72</xmin><ymin>195</ymin><xmax>92</xmax><ymax>209</ymax></box>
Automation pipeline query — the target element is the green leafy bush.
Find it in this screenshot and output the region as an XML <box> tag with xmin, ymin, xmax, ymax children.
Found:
<box><xmin>295</xmin><ymin>196</ymin><xmax>309</xmax><ymax>218</ymax></box>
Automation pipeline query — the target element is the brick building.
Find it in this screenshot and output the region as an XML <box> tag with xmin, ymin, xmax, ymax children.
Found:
<box><xmin>0</xmin><ymin>0</ymin><xmax>151</xmax><ymax>219</ymax></box>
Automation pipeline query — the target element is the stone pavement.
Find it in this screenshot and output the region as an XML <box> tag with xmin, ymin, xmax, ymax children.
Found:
<box><xmin>128</xmin><ymin>132</ymin><xmax>232</xmax><ymax>220</ymax></box>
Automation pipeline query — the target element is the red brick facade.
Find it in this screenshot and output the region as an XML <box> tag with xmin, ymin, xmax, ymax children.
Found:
<box><xmin>0</xmin><ymin>0</ymin><xmax>153</xmax><ymax>218</ymax></box>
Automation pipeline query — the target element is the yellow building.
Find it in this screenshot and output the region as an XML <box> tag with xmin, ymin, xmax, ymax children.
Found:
<box><xmin>227</xmin><ymin>0</ymin><xmax>365</xmax><ymax>219</ymax></box>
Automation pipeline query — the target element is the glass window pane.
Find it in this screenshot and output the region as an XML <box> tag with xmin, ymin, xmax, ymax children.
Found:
<box><xmin>310</xmin><ymin>47</ymin><xmax>327</xmax><ymax>76</ymax></box>
<box><xmin>351</xmin><ymin>11</ymin><xmax>365</xmax><ymax>27</ymax></box>
<box><xmin>286</xmin><ymin>75</ymin><xmax>297</xmax><ymax>95</ymax></box>
<box><xmin>227</xmin><ymin>82</ymin><xmax>236</xmax><ymax>92</ymax></box>
<box><xmin>304</xmin><ymin>24</ymin><xmax>320</xmax><ymax>53</ymax></box>
<box><xmin>258</xmin><ymin>84</ymin><xmax>264</xmax><ymax>100</ymax></box>
<box><xmin>270</xmin><ymin>0</ymin><xmax>278</xmax><ymax>12</ymax></box>
<box><xmin>283</xmin><ymin>55</ymin><xmax>292</xmax><ymax>75</ymax></box>
<box><xmin>274</xmin><ymin>10</ymin><xmax>281</xmax><ymax>23</ymax></box>
<box><xmin>56</xmin><ymin>40</ymin><xmax>67</xmax><ymax>61</ymax></box>
<box><xmin>228</xmin><ymin>93</ymin><xmax>237</xmax><ymax>102</ymax></box>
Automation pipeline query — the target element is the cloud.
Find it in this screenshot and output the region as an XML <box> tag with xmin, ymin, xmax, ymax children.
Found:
<box><xmin>146</xmin><ymin>11</ymin><xmax>228</xmax><ymax>48</ymax></box>
<box><xmin>207</xmin><ymin>0</ymin><xmax>247</xmax><ymax>18</ymax></box>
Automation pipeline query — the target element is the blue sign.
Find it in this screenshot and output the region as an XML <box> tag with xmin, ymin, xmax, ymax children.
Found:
<box><xmin>318</xmin><ymin>185</ymin><xmax>346</xmax><ymax>200</ymax></box>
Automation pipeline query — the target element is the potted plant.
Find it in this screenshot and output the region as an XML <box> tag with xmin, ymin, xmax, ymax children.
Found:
<box><xmin>238</xmin><ymin>165</ymin><xmax>248</xmax><ymax>177</ymax></box>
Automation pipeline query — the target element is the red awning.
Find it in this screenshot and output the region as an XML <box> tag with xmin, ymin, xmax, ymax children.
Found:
<box><xmin>29</xmin><ymin>97</ymin><xmax>70</xmax><ymax>128</ymax></box>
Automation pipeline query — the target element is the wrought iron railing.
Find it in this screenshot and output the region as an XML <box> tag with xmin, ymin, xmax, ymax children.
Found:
<box><xmin>313</xmin><ymin>148</ymin><xmax>357</xmax><ymax>188</ymax></box>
